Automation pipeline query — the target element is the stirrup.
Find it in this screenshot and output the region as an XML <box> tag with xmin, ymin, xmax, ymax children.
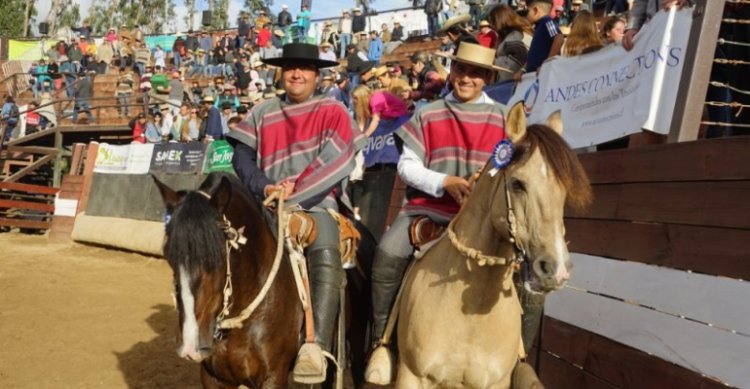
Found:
<box><xmin>292</xmin><ymin>343</ymin><xmax>338</xmax><ymax>384</ymax></box>
<box><xmin>365</xmin><ymin>345</ymin><xmax>395</xmax><ymax>385</ymax></box>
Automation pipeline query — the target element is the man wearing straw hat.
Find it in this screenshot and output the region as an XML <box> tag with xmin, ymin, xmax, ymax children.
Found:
<box><xmin>365</xmin><ymin>42</ymin><xmax>509</xmax><ymax>385</ymax></box>
<box><xmin>227</xmin><ymin>43</ymin><xmax>364</xmax><ymax>384</ymax></box>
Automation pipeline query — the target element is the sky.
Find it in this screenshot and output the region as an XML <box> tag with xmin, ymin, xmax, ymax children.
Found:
<box><xmin>34</xmin><ymin>0</ymin><xmax>410</xmax><ymax>34</ymax></box>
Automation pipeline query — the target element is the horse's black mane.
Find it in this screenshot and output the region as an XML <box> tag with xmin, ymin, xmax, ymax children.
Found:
<box><xmin>163</xmin><ymin>173</ymin><xmax>264</xmax><ymax>276</ymax></box>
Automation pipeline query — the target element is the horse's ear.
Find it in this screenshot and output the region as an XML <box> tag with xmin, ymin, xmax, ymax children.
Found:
<box><xmin>210</xmin><ymin>176</ymin><xmax>233</xmax><ymax>214</ymax></box>
<box><xmin>545</xmin><ymin>110</ymin><xmax>563</xmax><ymax>134</ymax></box>
<box><xmin>152</xmin><ymin>175</ymin><xmax>181</xmax><ymax>209</ymax></box>
<box><xmin>506</xmin><ymin>101</ymin><xmax>527</xmax><ymax>143</ymax></box>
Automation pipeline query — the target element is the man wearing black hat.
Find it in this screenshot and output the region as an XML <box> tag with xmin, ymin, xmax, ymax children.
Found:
<box><xmin>227</xmin><ymin>43</ymin><xmax>364</xmax><ymax>384</ymax></box>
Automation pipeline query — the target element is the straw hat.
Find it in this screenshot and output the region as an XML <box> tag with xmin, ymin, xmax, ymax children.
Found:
<box><xmin>274</xmin><ymin>29</ymin><xmax>284</xmax><ymax>37</ymax></box>
<box><xmin>202</xmin><ymin>95</ymin><xmax>215</xmax><ymax>103</ymax></box>
<box><xmin>444</xmin><ymin>42</ymin><xmax>507</xmax><ymax>72</ymax></box>
<box><xmin>438</xmin><ymin>14</ymin><xmax>471</xmax><ymax>34</ymax></box>
<box><xmin>321</xmin><ymin>42</ymin><xmax>332</xmax><ymax>48</ymax></box>
<box><xmin>479</xmin><ymin>20</ymin><xmax>491</xmax><ymax>28</ymax></box>
<box><xmin>353</xmin><ymin>7</ymin><xmax>361</xmax><ymax>12</ymax></box>
<box><xmin>324</xmin><ymin>21</ymin><xmax>332</xmax><ymax>26</ymax></box>
<box><xmin>373</xmin><ymin>66</ymin><xmax>389</xmax><ymax>78</ymax></box>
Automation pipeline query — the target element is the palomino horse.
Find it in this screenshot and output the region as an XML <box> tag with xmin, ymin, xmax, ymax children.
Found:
<box><xmin>155</xmin><ymin>173</ymin><xmax>375</xmax><ymax>388</ymax></box>
<box><xmin>396</xmin><ymin>102</ymin><xmax>592</xmax><ymax>388</ymax></box>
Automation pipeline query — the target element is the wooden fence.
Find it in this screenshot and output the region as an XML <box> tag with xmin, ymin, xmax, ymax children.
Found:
<box><xmin>0</xmin><ymin>181</ymin><xmax>58</xmax><ymax>230</ymax></box>
<box><xmin>535</xmin><ymin>135</ymin><xmax>750</xmax><ymax>388</ymax></box>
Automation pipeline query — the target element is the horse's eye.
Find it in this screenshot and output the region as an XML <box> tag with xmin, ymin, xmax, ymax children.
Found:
<box><xmin>511</xmin><ymin>178</ymin><xmax>526</xmax><ymax>193</ymax></box>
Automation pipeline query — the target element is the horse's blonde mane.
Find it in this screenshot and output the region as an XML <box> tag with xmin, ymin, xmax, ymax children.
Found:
<box><xmin>511</xmin><ymin>124</ymin><xmax>592</xmax><ymax>211</ymax></box>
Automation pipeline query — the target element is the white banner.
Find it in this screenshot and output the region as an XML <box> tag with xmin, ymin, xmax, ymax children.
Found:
<box><xmin>94</xmin><ymin>143</ymin><xmax>155</xmax><ymax>174</ymax></box>
<box><xmin>509</xmin><ymin>8</ymin><xmax>692</xmax><ymax>148</ymax></box>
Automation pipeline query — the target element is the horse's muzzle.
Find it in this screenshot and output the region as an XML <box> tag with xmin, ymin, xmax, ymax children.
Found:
<box><xmin>177</xmin><ymin>345</ymin><xmax>212</xmax><ymax>363</ymax></box>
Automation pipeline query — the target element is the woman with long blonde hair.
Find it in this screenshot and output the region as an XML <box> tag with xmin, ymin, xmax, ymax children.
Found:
<box><xmin>562</xmin><ymin>10</ymin><xmax>604</xmax><ymax>57</ymax></box>
<box><xmin>349</xmin><ymin>84</ymin><xmax>411</xmax><ymax>239</ymax></box>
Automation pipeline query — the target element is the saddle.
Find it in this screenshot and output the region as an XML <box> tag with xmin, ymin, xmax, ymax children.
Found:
<box><xmin>409</xmin><ymin>216</ymin><xmax>446</xmax><ymax>250</ymax></box>
<box><xmin>287</xmin><ymin>210</ymin><xmax>360</xmax><ymax>269</ymax></box>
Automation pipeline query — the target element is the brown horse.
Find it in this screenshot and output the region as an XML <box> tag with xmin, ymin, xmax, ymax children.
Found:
<box><xmin>395</xmin><ymin>102</ymin><xmax>592</xmax><ymax>388</ymax></box>
<box><xmin>155</xmin><ymin>173</ymin><xmax>375</xmax><ymax>388</ymax></box>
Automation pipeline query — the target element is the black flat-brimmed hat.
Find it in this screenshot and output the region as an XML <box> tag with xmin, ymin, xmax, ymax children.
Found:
<box><xmin>262</xmin><ymin>43</ymin><xmax>338</xmax><ymax>69</ymax></box>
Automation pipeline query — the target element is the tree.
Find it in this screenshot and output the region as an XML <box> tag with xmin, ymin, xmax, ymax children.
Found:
<box><xmin>46</xmin><ymin>0</ymin><xmax>80</xmax><ymax>36</ymax></box>
<box><xmin>0</xmin><ymin>0</ymin><xmax>35</xmax><ymax>37</ymax></box>
<box><xmin>184</xmin><ymin>0</ymin><xmax>196</xmax><ymax>31</ymax></box>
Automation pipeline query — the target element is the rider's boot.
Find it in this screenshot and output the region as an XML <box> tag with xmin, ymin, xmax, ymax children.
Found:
<box><xmin>293</xmin><ymin>247</ymin><xmax>344</xmax><ymax>384</ymax></box>
<box><xmin>365</xmin><ymin>248</ymin><xmax>410</xmax><ymax>385</ymax></box>
<box><xmin>516</xmin><ymin>275</ymin><xmax>546</xmax><ymax>356</ymax></box>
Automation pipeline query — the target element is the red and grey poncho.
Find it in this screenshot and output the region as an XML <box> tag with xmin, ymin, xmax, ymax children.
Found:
<box><xmin>228</xmin><ymin>95</ymin><xmax>364</xmax><ymax>210</ymax></box>
<box><xmin>396</xmin><ymin>97</ymin><xmax>506</xmax><ymax>221</ymax></box>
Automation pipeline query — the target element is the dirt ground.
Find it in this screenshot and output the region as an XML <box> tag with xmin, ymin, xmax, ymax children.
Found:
<box><xmin>0</xmin><ymin>232</ymin><xmax>201</xmax><ymax>388</ymax></box>
<box><xmin>0</xmin><ymin>232</ymin><xmax>382</xmax><ymax>389</ymax></box>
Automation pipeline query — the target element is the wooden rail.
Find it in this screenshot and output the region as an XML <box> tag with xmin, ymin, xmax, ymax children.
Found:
<box><xmin>0</xmin><ymin>181</ymin><xmax>58</xmax><ymax>230</ymax></box>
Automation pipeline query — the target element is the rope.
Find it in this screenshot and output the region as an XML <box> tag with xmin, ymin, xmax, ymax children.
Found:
<box><xmin>217</xmin><ymin>189</ymin><xmax>289</xmax><ymax>330</ymax></box>
<box><xmin>701</xmin><ymin>121</ymin><xmax>750</xmax><ymax>128</ymax></box>
<box><xmin>722</xmin><ymin>18</ymin><xmax>750</xmax><ymax>24</ymax></box>
<box><xmin>446</xmin><ymin>217</ymin><xmax>513</xmax><ymax>267</ymax></box>
<box><xmin>714</xmin><ymin>58</ymin><xmax>750</xmax><ymax>66</ymax></box>
<box><xmin>705</xmin><ymin>100</ymin><xmax>749</xmax><ymax>117</ymax></box>
<box><xmin>717</xmin><ymin>38</ymin><xmax>750</xmax><ymax>48</ymax></box>
<box><xmin>709</xmin><ymin>81</ymin><xmax>750</xmax><ymax>96</ymax></box>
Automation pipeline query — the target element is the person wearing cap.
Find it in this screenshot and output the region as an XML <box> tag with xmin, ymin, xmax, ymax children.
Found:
<box><xmin>72</xmin><ymin>70</ymin><xmax>93</xmax><ymax>124</ymax></box>
<box><xmin>200</xmin><ymin>95</ymin><xmax>224</xmax><ymax>140</ymax></box>
<box><xmin>367</xmin><ymin>30</ymin><xmax>383</xmax><ymax>62</ymax></box>
<box><xmin>356</xmin><ymin>31</ymin><xmax>369</xmax><ymax>53</ymax></box>
<box><xmin>338</xmin><ymin>9</ymin><xmax>353</xmax><ymax>58</ymax></box>
<box><xmin>67</xmin><ymin>42</ymin><xmax>84</xmax><ymax>74</ymax></box>
<box><xmin>477</xmin><ymin>20</ymin><xmax>499</xmax><ymax>49</ymax></box>
<box><xmin>129</xmin><ymin>112</ymin><xmax>148</xmax><ymax>144</ymax></box>
<box><xmin>219</xmin><ymin>101</ymin><xmax>234</xmax><ymax>135</ymax></box>
<box><xmin>170</xmin><ymin>102</ymin><xmax>191</xmax><ymax>142</ymax></box>
<box><xmin>59</xmin><ymin>55</ymin><xmax>76</xmax><ymax>98</ymax></box>
<box><xmin>320</xmin><ymin>21</ymin><xmax>340</xmax><ymax>57</ymax></box>
<box><xmin>365</xmin><ymin>43</ymin><xmax>508</xmax><ymax>385</ymax></box>
<box><xmin>297</xmin><ymin>4</ymin><xmax>312</xmax><ymax>41</ymax></box>
<box><xmin>318</xmin><ymin>41</ymin><xmax>337</xmax><ymax>63</ymax></box>
<box><xmin>278</xmin><ymin>4</ymin><xmax>293</xmax><ymax>39</ymax></box>
<box><xmin>352</xmin><ymin>8</ymin><xmax>366</xmax><ymax>37</ymax></box>
<box><xmin>199</xmin><ymin>31</ymin><xmax>213</xmax><ymax>69</ymax></box>
<box><xmin>235</xmin><ymin>104</ymin><xmax>250</xmax><ymax>120</ymax></box>
<box><xmin>227</xmin><ymin>43</ymin><xmax>364</xmax><ymax>384</ymax></box>
<box><xmin>116</xmin><ymin>67</ymin><xmax>135</xmax><ymax>117</ymax></box>
<box><xmin>215</xmin><ymin>84</ymin><xmax>239</xmax><ymax>111</ymax></box>
<box><xmin>327</xmin><ymin>73</ymin><xmax>350</xmax><ymax>108</ymax></box>
<box><xmin>380</xmin><ymin>23</ymin><xmax>392</xmax><ymax>44</ymax></box>
<box><xmin>523</xmin><ymin>0</ymin><xmax>564</xmax><ymax>75</ymax></box>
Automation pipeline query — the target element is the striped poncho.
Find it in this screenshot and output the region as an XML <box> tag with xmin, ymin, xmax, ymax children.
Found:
<box><xmin>228</xmin><ymin>95</ymin><xmax>364</xmax><ymax>209</ymax></box>
<box><xmin>396</xmin><ymin>97</ymin><xmax>507</xmax><ymax>221</ymax></box>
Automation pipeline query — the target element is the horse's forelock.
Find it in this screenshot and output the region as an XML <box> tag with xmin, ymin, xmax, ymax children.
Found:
<box><xmin>164</xmin><ymin>191</ymin><xmax>227</xmax><ymax>277</ymax></box>
<box><xmin>511</xmin><ymin>125</ymin><xmax>592</xmax><ymax>211</ymax></box>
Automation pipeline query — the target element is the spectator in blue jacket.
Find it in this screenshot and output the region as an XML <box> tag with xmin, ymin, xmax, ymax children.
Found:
<box><xmin>201</xmin><ymin>95</ymin><xmax>224</xmax><ymax>140</ymax></box>
<box><xmin>368</xmin><ymin>31</ymin><xmax>383</xmax><ymax>63</ymax></box>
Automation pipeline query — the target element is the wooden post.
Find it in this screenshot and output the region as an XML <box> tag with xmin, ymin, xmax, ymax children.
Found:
<box><xmin>52</xmin><ymin>130</ymin><xmax>64</xmax><ymax>187</ymax></box>
<box><xmin>668</xmin><ymin>0</ymin><xmax>726</xmax><ymax>143</ymax></box>
<box><xmin>76</xmin><ymin>142</ymin><xmax>99</xmax><ymax>215</ymax></box>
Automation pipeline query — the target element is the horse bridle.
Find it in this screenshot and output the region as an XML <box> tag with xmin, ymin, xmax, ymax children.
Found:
<box><xmin>446</xmin><ymin>170</ymin><xmax>527</xmax><ymax>268</ymax></box>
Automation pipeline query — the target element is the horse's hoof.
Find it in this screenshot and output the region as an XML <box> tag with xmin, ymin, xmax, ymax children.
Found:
<box><xmin>364</xmin><ymin>346</ymin><xmax>395</xmax><ymax>385</ymax></box>
<box><xmin>292</xmin><ymin>343</ymin><xmax>328</xmax><ymax>384</ymax></box>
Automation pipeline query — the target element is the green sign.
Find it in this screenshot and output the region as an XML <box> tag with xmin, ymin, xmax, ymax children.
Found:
<box><xmin>203</xmin><ymin>140</ymin><xmax>235</xmax><ymax>173</ymax></box>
